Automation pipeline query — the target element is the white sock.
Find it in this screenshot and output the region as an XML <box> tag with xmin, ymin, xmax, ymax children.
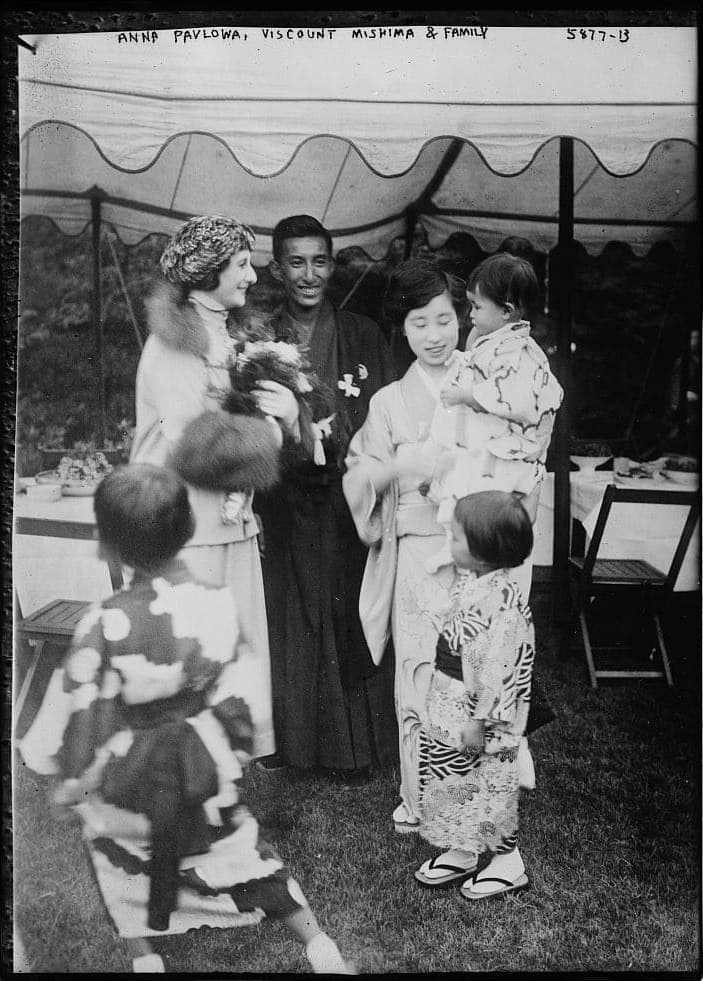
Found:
<box><xmin>306</xmin><ymin>933</ymin><xmax>349</xmax><ymax>974</ymax></box>
<box><xmin>133</xmin><ymin>953</ymin><xmax>165</xmax><ymax>973</ymax></box>
<box><xmin>480</xmin><ymin>847</ymin><xmax>525</xmax><ymax>881</ymax></box>
<box><xmin>517</xmin><ymin>736</ymin><xmax>536</xmax><ymax>791</ymax></box>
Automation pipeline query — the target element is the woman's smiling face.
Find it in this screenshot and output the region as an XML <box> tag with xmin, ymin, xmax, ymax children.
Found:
<box><xmin>210</xmin><ymin>250</ymin><xmax>257</xmax><ymax>308</ymax></box>
<box><xmin>403</xmin><ymin>291</ymin><xmax>459</xmax><ymax>370</ymax></box>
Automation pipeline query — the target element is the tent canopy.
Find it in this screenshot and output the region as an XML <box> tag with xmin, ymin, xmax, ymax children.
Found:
<box><xmin>18</xmin><ymin>25</ymin><xmax>697</xmax><ymax>260</ymax></box>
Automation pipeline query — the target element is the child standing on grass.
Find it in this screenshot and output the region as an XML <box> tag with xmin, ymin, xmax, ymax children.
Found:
<box><xmin>47</xmin><ymin>463</ymin><xmax>353</xmax><ymax>974</ymax></box>
<box><xmin>414</xmin><ymin>491</ymin><xmax>535</xmax><ymax>900</ymax></box>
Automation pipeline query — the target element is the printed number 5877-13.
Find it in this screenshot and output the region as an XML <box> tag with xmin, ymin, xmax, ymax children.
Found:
<box><xmin>566</xmin><ymin>28</ymin><xmax>630</xmax><ymax>43</ymax></box>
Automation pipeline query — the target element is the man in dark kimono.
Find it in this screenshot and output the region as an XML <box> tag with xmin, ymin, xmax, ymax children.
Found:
<box><xmin>256</xmin><ymin>215</ymin><xmax>397</xmax><ymax>782</ymax></box>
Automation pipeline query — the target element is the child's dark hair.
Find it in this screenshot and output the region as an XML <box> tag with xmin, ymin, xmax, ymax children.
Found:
<box><xmin>467</xmin><ymin>252</ymin><xmax>539</xmax><ymax>320</ymax></box>
<box><xmin>453</xmin><ymin>490</ymin><xmax>533</xmax><ymax>569</ymax></box>
<box><xmin>94</xmin><ymin>463</ymin><xmax>195</xmax><ymax>572</ymax></box>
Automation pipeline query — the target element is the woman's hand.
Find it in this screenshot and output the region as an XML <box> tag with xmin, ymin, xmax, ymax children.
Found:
<box><xmin>253</xmin><ymin>381</ymin><xmax>300</xmax><ymax>432</ymax></box>
<box><xmin>460</xmin><ymin>719</ymin><xmax>485</xmax><ymax>754</ymax></box>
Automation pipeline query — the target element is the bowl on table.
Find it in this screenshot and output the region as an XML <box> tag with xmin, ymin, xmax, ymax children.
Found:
<box><xmin>570</xmin><ymin>455</ymin><xmax>611</xmax><ymax>474</ymax></box>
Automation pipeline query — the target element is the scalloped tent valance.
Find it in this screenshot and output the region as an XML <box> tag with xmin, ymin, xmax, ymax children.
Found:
<box><xmin>18</xmin><ymin>26</ymin><xmax>698</xmax><ymax>259</ymax></box>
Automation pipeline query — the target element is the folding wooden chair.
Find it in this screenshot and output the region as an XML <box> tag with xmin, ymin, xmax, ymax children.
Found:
<box><xmin>14</xmin><ymin>516</ymin><xmax>124</xmax><ymax>726</ymax></box>
<box><xmin>562</xmin><ymin>485</ymin><xmax>699</xmax><ymax>688</ymax></box>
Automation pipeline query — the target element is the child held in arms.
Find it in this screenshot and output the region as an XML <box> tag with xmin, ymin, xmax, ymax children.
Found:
<box><xmin>424</xmin><ymin>251</ymin><xmax>563</xmax><ymax>576</ymax></box>
<box><xmin>414</xmin><ymin>491</ymin><xmax>534</xmax><ymax>900</ymax></box>
<box><xmin>48</xmin><ymin>463</ymin><xmax>354</xmax><ymax>974</ymax></box>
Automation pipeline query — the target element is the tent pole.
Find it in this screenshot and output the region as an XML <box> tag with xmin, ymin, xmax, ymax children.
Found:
<box><xmin>91</xmin><ymin>190</ymin><xmax>106</xmax><ymax>447</ymax></box>
<box><xmin>553</xmin><ymin>137</ymin><xmax>574</xmax><ymax>628</ymax></box>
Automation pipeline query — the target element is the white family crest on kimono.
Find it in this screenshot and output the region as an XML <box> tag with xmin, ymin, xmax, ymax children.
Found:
<box><xmin>338</xmin><ymin>372</ymin><xmax>361</xmax><ymax>398</ymax></box>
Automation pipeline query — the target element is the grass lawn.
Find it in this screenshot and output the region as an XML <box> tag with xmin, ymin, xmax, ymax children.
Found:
<box><xmin>11</xmin><ymin>584</ymin><xmax>701</xmax><ymax>974</ymax></box>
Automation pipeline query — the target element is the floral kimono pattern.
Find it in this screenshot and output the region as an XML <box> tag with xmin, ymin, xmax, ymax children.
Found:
<box><xmin>418</xmin><ymin>568</ymin><xmax>535</xmax><ymax>855</ymax></box>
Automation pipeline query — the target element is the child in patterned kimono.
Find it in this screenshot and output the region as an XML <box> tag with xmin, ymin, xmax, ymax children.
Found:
<box><xmin>424</xmin><ymin>251</ymin><xmax>563</xmax><ymax>575</ymax></box>
<box><xmin>48</xmin><ymin>463</ymin><xmax>352</xmax><ymax>974</ymax></box>
<box><xmin>414</xmin><ymin>491</ymin><xmax>535</xmax><ymax>900</ymax></box>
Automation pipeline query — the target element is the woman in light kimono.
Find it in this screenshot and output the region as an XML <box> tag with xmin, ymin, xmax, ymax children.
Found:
<box><xmin>343</xmin><ymin>260</ymin><xmax>467</xmax><ymax>832</ymax></box>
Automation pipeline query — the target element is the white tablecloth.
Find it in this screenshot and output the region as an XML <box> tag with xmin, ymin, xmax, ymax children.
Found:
<box><xmin>13</xmin><ymin>492</ymin><xmax>112</xmax><ymax>615</ymax></box>
<box><xmin>535</xmin><ymin>472</ymin><xmax>700</xmax><ymax>592</ymax></box>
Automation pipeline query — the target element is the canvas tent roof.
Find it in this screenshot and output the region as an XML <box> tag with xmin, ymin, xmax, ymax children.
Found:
<box><xmin>18</xmin><ymin>25</ymin><xmax>697</xmax><ymax>261</ymax></box>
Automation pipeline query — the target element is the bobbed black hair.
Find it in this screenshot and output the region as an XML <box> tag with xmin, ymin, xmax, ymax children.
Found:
<box><xmin>453</xmin><ymin>490</ymin><xmax>533</xmax><ymax>570</ymax></box>
<box><xmin>94</xmin><ymin>463</ymin><xmax>195</xmax><ymax>573</ymax></box>
<box><xmin>382</xmin><ymin>259</ymin><xmax>468</xmax><ymax>370</ymax></box>
<box><xmin>467</xmin><ymin>252</ymin><xmax>539</xmax><ymax>320</ymax></box>
<box><xmin>272</xmin><ymin>214</ymin><xmax>333</xmax><ymax>262</ymax></box>
<box><xmin>382</xmin><ymin>258</ymin><xmax>466</xmax><ymax>329</ymax></box>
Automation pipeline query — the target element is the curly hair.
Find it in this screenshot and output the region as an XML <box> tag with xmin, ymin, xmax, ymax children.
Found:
<box><xmin>159</xmin><ymin>215</ymin><xmax>255</xmax><ymax>292</ymax></box>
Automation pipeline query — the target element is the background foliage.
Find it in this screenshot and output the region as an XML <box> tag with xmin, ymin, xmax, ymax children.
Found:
<box><xmin>15</xmin><ymin>218</ymin><xmax>699</xmax><ymax>475</ymax></box>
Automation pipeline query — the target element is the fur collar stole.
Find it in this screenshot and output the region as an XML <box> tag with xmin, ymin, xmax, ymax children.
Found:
<box><xmin>144</xmin><ymin>281</ymin><xmax>215</xmax><ymax>358</ymax></box>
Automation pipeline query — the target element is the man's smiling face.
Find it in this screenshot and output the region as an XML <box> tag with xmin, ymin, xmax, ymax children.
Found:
<box><xmin>273</xmin><ymin>235</ymin><xmax>334</xmax><ymax>313</ymax></box>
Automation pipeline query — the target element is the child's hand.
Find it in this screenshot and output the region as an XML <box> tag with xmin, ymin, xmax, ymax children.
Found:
<box><xmin>440</xmin><ymin>376</ymin><xmax>475</xmax><ymax>408</ymax></box>
<box><xmin>395</xmin><ymin>441</ymin><xmax>441</xmax><ymax>483</ymax></box>
<box><xmin>460</xmin><ymin>719</ymin><xmax>485</xmax><ymax>754</ymax></box>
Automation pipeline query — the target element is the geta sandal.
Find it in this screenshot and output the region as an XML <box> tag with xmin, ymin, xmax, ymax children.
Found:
<box><xmin>415</xmin><ymin>854</ymin><xmax>477</xmax><ymax>887</ymax></box>
<box><xmin>460</xmin><ymin>872</ymin><xmax>529</xmax><ymax>900</ymax></box>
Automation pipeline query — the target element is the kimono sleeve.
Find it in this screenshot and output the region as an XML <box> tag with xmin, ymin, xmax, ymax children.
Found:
<box><xmin>343</xmin><ymin>388</ymin><xmax>396</xmax><ymax>547</ymax></box>
<box><xmin>208</xmin><ymin>642</ymin><xmax>274</xmax><ymax>759</ymax></box>
<box><xmin>461</xmin><ymin>606</ymin><xmax>528</xmax><ymax>731</ymax></box>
